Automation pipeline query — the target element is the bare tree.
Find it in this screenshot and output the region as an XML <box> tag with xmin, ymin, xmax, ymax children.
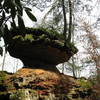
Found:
<box><xmin>81</xmin><ymin>22</ymin><xmax>100</xmax><ymax>81</ymax></box>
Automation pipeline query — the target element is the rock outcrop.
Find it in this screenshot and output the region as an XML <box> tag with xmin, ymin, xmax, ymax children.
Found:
<box><xmin>0</xmin><ymin>69</ymin><xmax>94</xmax><ymax>100</ymax></box>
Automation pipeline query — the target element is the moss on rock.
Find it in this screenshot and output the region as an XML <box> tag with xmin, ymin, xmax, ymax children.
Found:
<box><xmin>3</xmin><ymin>27</ymin><xmax>78</xmax><ymax>71</ymax></box>
<box><xmin>5</xmin><ymin>27</ymin><xmax>78</xmax><ymax>55</ymax></box>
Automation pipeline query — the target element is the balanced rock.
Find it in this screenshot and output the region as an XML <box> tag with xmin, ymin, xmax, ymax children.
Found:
<box><xmin>4</xmin><ymin>28</ymin><xmax>78</xmax><ymax>71</ymax></box>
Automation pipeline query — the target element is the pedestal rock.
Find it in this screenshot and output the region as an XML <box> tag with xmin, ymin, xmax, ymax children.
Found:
<box><xmin>0</xmin><ymin>28</ymin><xmax>95</xmax><ymax>100</ymax></box>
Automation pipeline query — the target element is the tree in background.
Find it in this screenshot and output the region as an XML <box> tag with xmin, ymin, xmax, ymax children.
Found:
<box><xmin>66</xmin><ymin>0</ymin><xmax>100</xmax><ymax>78</ymax></box>
<box><xmin>43</xmin><ymin>0</ymin><xmax>74</xmax><ymax>44</ymax></box>
<box><xmin>79</xmin><ymin>21</ymin><xmax>100</xmax><ymax>100</ymax></box>
<box><xmin>80</xmin><ymin>22</ymin><xmax>100</xmax><ymax>80</ymax></box>
<box><xmin>65</xmin><ymin>56</ymin><xmax>83</xmax><ymax>78</ymax></box>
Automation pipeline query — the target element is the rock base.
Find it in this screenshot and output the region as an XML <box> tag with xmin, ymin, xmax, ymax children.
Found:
<box><xmin>0</xmin><ymin>68</ymin><xmax>94</xmax><ymax>100</ymax></box>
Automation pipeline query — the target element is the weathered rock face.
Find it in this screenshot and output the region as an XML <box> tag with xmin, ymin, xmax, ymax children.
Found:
<box><xmin>4</xmin><ymin>28</ymin><xmax>78</xmax><ymax>71</ymax></box>
<box><xmin>0</xmin><ymin>68</ymin><xmax>94</xmax><ymax>100</ymax></box>
<box><xmin>8</xmin><ymin>42</ymin><xmax>70</xmax><ymax>72</ymax></box>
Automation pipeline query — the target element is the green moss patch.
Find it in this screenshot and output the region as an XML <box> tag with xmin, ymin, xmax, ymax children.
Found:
<box><xmin>77</xmin><ymin>78</ymin><xmax>92</xmax><ymax>89</ymax></box>
<box><xmin>10</xmin><ymin>28</ymin><xmax>77</xmax><ymax>52</ymax></box>
<box><xmin>11</xmin><ymin>27</ymin><xmax>63</xmax><ymax>42</ymax></box>
<box><xmin>12</xmin><ymin>34</ymin><xmax>34</xmax><ymax>42</ymax></box>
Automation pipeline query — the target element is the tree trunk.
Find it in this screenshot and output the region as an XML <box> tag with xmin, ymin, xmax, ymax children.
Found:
<box><xmin>62</xmin><ymin>0</ymin><xmax>67</xmax><ymax>46</ymax></box>
<box><xmin>71</xmin><ymin>56</ymin><xmax>77</xmax><ymax>78</ymax></box>
<box><xmin>68</xmin><ymin>0</ymin><xmax>73</xmax><ymax>42</ymax></box>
